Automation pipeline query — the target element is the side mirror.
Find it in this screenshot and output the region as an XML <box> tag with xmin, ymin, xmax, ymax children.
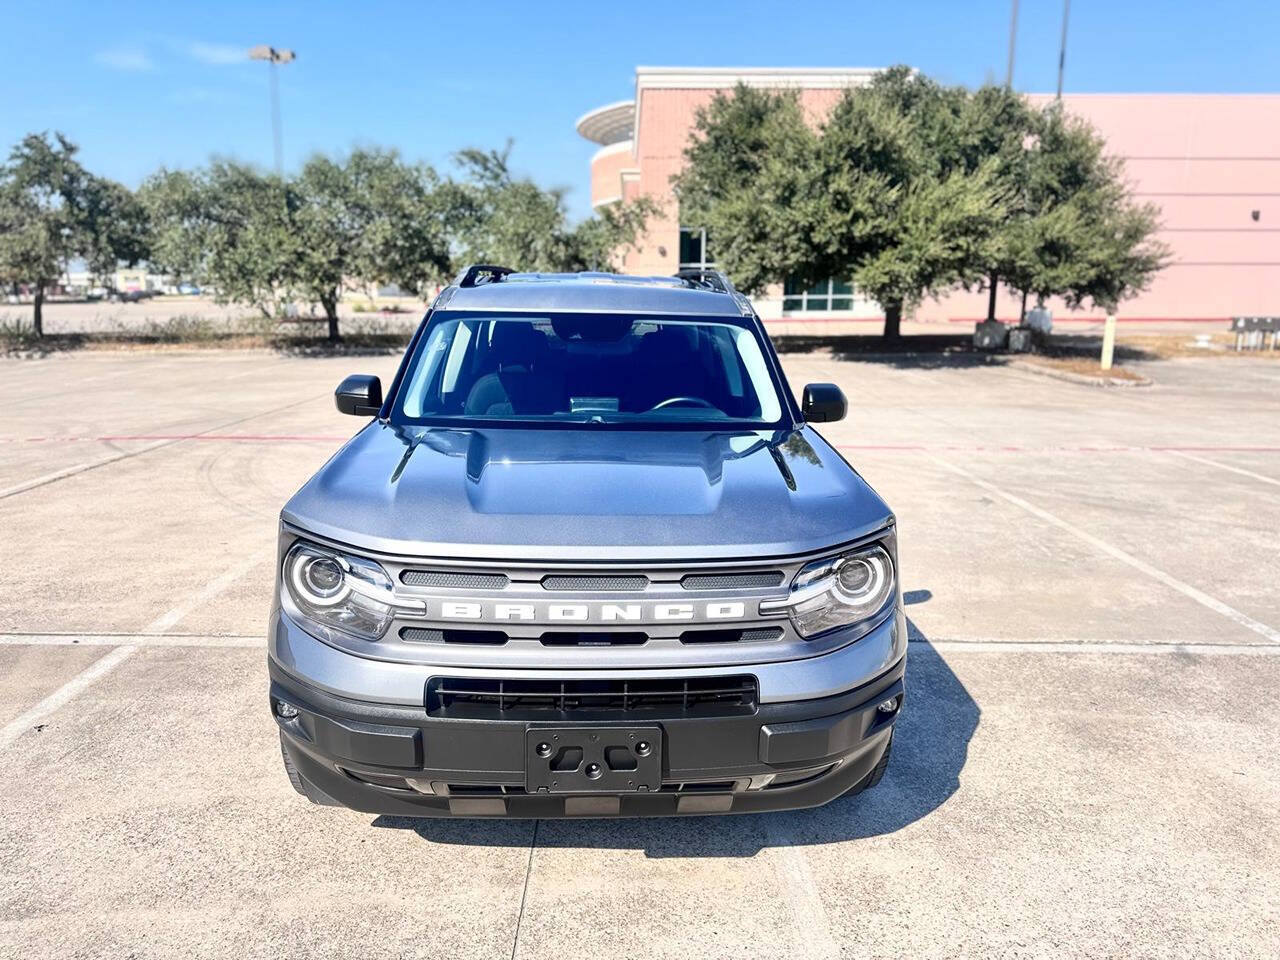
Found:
<box><xmin>802</xmin><ymin>383</ymin><xmax>846</xmax><ymax>423</ymax></box>
<box><xmin>335</xmin><ymin>375</ymin><xmax>383</xmax><ymax>417</ymax></box>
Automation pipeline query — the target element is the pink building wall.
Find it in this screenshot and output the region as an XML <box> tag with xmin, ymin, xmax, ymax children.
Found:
<box><xmin>583</xmin><ymin>72</ymin><xmax>1280</xmax><ymax>322</ymax></box>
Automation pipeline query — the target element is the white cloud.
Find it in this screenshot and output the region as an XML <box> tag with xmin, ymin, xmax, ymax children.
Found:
<box><xmin>93</xmin><ymin>47</ymin><xmax>154</xmax><ymax>72</ymax></box>
<box><xmin>187</xmin><ymin>41</ymin><xmax>247</xmax><ymax>65</ymax></box>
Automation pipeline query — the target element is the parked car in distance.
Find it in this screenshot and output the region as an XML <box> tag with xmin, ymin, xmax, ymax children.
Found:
<box><xmin>110</xmin><ymin>289</ymin><xmax>155</xmax><ymax>303</ymax></box>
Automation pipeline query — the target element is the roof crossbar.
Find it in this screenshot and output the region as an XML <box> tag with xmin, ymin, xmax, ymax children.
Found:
<box><xmin>456</xmin><ymin>264</ymin><xmax>516</xmax><ymax>288</ymax></box>
<box><xmin>674</xmin><ymin>268</ymin><xmax>754</xmax><ymax>318</ymax></box>
<box><xmin>673</xmin><ymin>268</ymin><xmax>735</xmax><ymax>294</ymax></box>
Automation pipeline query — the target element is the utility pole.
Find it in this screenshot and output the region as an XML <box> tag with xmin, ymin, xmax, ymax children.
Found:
<box><xmin>248</xmin><ymin>45</ymin><xmax>297</xmax><ymax>175</ymax></box>
<box><xmin>1056</xmin><ymin>0</ymin><xmax>1072</xmax><ymax>100</ymax></box>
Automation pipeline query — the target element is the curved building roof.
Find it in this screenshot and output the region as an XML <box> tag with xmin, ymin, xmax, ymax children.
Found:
<box><xmin>575</xmin><ymin>100</ymin><xmax>636</xmax><ymax>145</ymax></box>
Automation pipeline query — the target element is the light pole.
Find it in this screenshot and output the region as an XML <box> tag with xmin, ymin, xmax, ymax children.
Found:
<box><xmin>248</xmin><ymin>45</ymin><xmax>296</xmax><ymax>175</ymax></box>
<box><xmin>1005</xmin><ymin>0</ymin><xmax>1020</xmax><ymax>88</ymax></box>
<box><xmin>1056</xmin><ymin>0</ymin><xmax>1072</xmax><ymax>101</ymax></box>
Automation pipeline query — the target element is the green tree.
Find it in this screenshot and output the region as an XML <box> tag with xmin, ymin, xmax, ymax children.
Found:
<box><xmin>674</xmin><ymin>71</ymin><xmax>1008</xmax><ymax>338</ymax></box>
<box><xmin>812</xmin><ymin>70</ymin><xmax>1009</xmax><ymax>338</ymax></box>
<box><xmin>673</xmin><ymin>86</ymin><xmax>817</xmax><ymax>293</ymax></box>
<box><xmin>450</xmin><ymin>143</ymin><xmax>655</xmax><ymax>273</ymax></box>
<box><xmin>350</xmin><ymin>150</ymin><xmax>454</xmax><ymax>304</ymax></box>
<box><xmin>142</xmin><ymin>162</ymin><xmax>299</xmax><ymax>320</ymax></box>
<box><xmin>293</xmin><ymin>149</ymin><xmax>453</xmax><ymax>340</ymax></box>
<box><xmin>951</xmin><ymin>85</ymin><xmax>1041</xmax><ymax>323</ymax></box>
<box><xmin>0</xmin><ymin>132</ymin><xmax>146</xmax><ymax>335</ymax></box>
<box><xmin>1001</xmin><ymin>106</ymin><xmax>1168</xmax><ymax>315</ymax></box>
<box><xmin>82</xmin><ymin>177</ymin><xmax>151</xmax><ymax>285</ymax></box>
<box><xmin>674</xmin><ymin>69</ymin><xmax>1166</xmax><ymax>338</ymax></box>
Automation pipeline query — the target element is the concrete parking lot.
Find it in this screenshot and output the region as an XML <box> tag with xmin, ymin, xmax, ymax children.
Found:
<box><xmin>1</xmin><ymin>345</ymin><xmax>1278</xmax><ymax>958</ymax></box>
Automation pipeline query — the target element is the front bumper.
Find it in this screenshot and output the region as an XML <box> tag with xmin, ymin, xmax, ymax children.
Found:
<box><xmin>268</xmin><ymin>608</ymin><xmax>906</xmax><ymax>817</ymax></box>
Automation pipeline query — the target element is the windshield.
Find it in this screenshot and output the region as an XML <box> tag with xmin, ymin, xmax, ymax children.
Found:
<box><xmin>391</xmin><ymin>312</ymin><xmax>788</xmax><ymax>429</ymax></box>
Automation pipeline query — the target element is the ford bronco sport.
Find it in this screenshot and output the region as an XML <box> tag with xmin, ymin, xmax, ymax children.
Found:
<box><xmin>269</xmin><ymin>266</ymin><xmax>905</xmax><ymax>817</ymax></box>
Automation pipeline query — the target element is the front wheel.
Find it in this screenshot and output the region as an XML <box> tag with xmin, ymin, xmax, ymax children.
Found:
<box><xmin>280</xmin><ymin>732</ymin><xmax>341</xmax><ymax>806</ymax></box>
<box><xmin>844</xmin><ymin>731</ymin><xmax>892</xmax><ymax>797</ymax></box>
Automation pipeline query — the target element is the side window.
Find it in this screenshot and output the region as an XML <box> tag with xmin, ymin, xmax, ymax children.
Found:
<box><xmin>783</xmin><ymin>276</ymin><xmax>854</xmax><ymax>312</ymax></box>
<box><xmin>678</xmin><ymin>227</ymin><xmax>713</xmax><ymax>270</ymax></box>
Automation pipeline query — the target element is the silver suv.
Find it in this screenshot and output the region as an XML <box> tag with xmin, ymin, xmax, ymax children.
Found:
<box><xmin>268</xmin><ymin>266</ymin><xmax>905</xmax><ymax>817</ymax></box>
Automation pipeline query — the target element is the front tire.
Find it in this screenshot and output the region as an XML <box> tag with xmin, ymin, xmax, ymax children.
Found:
<box><xmin>280</xmin><ymin>732</ymin><xmax>341</xmax><ymax>806</ymax></box>
<box><xmin>844</xmin><ymin>731</ymin><xmax>892</xmax><ymax>797</ymax></box>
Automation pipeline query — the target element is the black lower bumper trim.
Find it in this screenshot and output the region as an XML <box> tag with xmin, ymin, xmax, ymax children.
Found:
<box><xmin>269</xmin><ymin>655</ymin><xmax>904</xmax><ymax>818</ymax></box>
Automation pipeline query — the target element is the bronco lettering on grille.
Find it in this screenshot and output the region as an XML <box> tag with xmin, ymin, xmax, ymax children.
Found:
<box><xmin>421</xmin><ymin>600</ymin><xmax>750</xmax><ymax>623</ymax></box>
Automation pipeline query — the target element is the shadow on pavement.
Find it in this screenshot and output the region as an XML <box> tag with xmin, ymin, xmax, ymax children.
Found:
<box><xmin>372</xmin><ymin>624</ymin><xmax>979</xmax><ymax>857</ymax></box>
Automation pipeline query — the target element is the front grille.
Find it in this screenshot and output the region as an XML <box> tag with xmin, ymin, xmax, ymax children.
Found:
<box><xmin>401</xmin><ymin>570</ymin><xmax>509</xmax><ymax>589</ymax></box>
<box><xmin>679</xmin><ymin>626</ymin><xmax>784</xmax><ymax>644</ymax></box>
<box><xmin>541</xmin><ymin>574</ymin><xmax>648</xmax><ymax>591</ymax></box>
<box><xmin>401</xmin><ymin>627</ymin><xmax>508</xmax><ymax>645</ymax></box>
<box><xmin>425</xmin><ymin>675</ymin><xmax>758</xmax><ymax>718</ymax></box>
<box><xmin>681</xmin><ymin>571</ymin><xmax>784</xmax><ymax>590</ymax></box>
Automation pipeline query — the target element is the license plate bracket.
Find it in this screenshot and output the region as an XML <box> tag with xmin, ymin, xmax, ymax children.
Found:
<box><xmin>524</xmin><ymin>725</ymin><xmax>662</xmax><ymax>794</ymax></box>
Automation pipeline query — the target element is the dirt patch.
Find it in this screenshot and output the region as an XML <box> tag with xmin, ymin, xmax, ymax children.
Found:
<box><xmin>1012</xmin><ymin>355</ymin><xmax>1149</xmax><ymax>385</ymax></box>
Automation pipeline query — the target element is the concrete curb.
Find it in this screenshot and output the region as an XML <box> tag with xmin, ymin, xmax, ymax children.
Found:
<box><xmin>1009</xmin><ymin>359</ymin><xmax>1153</xmax><ymax>388</ymax></box>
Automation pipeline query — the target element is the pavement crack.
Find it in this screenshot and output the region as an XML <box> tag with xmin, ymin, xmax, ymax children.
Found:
<box><xmin>509</xmin><ymin>819</ymin><xmax>539</xmax><ymax>960</ymax></box>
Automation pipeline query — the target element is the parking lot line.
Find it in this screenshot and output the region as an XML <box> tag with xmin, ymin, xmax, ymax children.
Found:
<box><xmin>0</xmin><ymin>394</ymin><xmax>324</xmax><ymax>501</ymax></box>
<box><xmin>923</xmin><ymin>640</ymin><xmax>1280</xmax><ymax>654</ymax></box>
<box><xmin>0</xmin><ymin>644</ymin><xmax>136</xmax><ymax>750</ymax></box>
<box><xmin>765</xmin><ymin>821</ymin><xmax>839</xmax><ymax>960</ymax></box>
<box><xmin>1166</xmin><ymin>449</ymin><xmax>1280</xmax><ymax>488</ymax></box>
<box><xmin>0</xmin><ymin>555</ymin><xmax>265</xmax><ymax>751</ymax></box>
<box><xmin>929</xmin><ymin>453</ymin><xmax>1280</xmax><ymax>644</ymax></box>
<box><xmin>141</xmin><ymin>555</ymin><xmax>266</xmax><ymax>635</ymax></box>
<box><xmin>509</xmin><ymin>820</ymin><xmax>538</xmax><ymax>960</ymax></box>
<box><xmin>0</xmin><ymin>438</ymin><xmax>176</xmax><ymax>500</ymax></box>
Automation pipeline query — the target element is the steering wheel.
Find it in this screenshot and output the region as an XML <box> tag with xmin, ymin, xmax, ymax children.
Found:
<box><xmin>649</xmin><ymin>396</ymin><xmax>716</xmax><ymax>411</ymax></box>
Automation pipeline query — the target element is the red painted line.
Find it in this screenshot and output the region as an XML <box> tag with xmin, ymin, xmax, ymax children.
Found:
<box><xmin>99</xmin><ymin>434</ymin><xmax>348</xmax><ymax>443</ymax></box>
<box><xmin>760</xmin><ymin>315</ymin><xmax>1234</xmax><ymax>325</ymax></box>
<box><xmin>838</xmin><ymin>444</ymin><xmax>1280</xmax><ymax>454</ymax></box>
<box><xmin>943</xmin><ymin>316</ymin><xmax>1232</xmax><ymax>324</ymax></box>
<box><xmin>0</xmin><ymin>434</ymin><xmax>347</xmax><ymax>444</ymax></box>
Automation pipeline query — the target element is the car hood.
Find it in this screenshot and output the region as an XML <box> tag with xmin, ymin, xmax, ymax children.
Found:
<box><xmin>282</xmin><ymin>423</ymin><xmax>893</xmax><ymax>562</ymax></box>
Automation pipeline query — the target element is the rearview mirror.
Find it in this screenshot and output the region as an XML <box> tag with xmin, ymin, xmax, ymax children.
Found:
<box><xmin>802</xmin><ymin>383</ymin><xmax>846</xmax><ymax>423</ymax></box>
<box><xmin>335</xmin><ymin>375</ymin><xmax>383</xmax><ymax>417</ymax></box>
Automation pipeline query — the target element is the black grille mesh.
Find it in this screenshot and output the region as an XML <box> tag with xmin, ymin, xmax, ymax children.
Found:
<box><xmin>400</xmin><ymin>627</ymin><xmax>508</xmax><ymax>645</ymax></box>
<box><xmin>401</xmin><ymin>570</ymin><xmax>509</xmax><ymax>589</ymax></box>
<box><xmin>681</xmin><ymin>571</ymin><xmax>785</xmax><ymax>590</ymax></box>
<box><xmin>541</xmin><ymin>575</ymin><xmax>649</xmax><ymax>591</ymax></box>
<box><xmin>426</xmin><ymin>675</ymin><xmax>757</xmax><ymax>717</ymax></box>
<box><xmin>679</xmin><ymin>626</ymin><xmax>784</xmax><ymax>644</ymax></box>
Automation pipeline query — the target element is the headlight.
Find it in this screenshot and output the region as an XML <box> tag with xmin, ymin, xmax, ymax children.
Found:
<box><xmin>761</xmin><ymin>543</ymin><xmax>895</xmax><ymax>639</ymax></box>
<box><xmin>282</xmin><ymin>542</ymin><xmax>417</xmax><ymax>640</ymax></box>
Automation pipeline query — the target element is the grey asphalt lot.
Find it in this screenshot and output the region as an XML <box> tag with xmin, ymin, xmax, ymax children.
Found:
<box><xmin>1</xmin><ymin>347</ymin><xmax>1278</xmax><ymax>959</ymax></box>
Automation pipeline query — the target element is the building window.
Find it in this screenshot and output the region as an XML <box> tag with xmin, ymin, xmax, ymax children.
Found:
<box><xmin>782</xmin><ymin>276</ymin><xmax>854</xmax><ymax>312</ymax></box>
<box><xmin>678</xmin><ymin>227</ymin><xmax>712</xmax><ymax>269</ymax></box>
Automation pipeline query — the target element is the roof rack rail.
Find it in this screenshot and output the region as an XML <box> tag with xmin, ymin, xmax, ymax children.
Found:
<box><xmin>674</xmin><ymin>268</ymin><xmax>755</xmax><ymax>318</ymax></box>
<box><xmin>455</xmin><ymin>264</ymin><xmax>516</xmax><ymax>288</ymax></box>
<box><xmin>674</xmin><ymin>267</ymin><xmax>736</xmax><ymax>294</ymax></box>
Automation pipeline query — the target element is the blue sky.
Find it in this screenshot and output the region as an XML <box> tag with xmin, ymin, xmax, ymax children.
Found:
<box><xmin>3</xmin><ymin>0</ymin><xmax>1275</xmax><ymax>220</ymax></box>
